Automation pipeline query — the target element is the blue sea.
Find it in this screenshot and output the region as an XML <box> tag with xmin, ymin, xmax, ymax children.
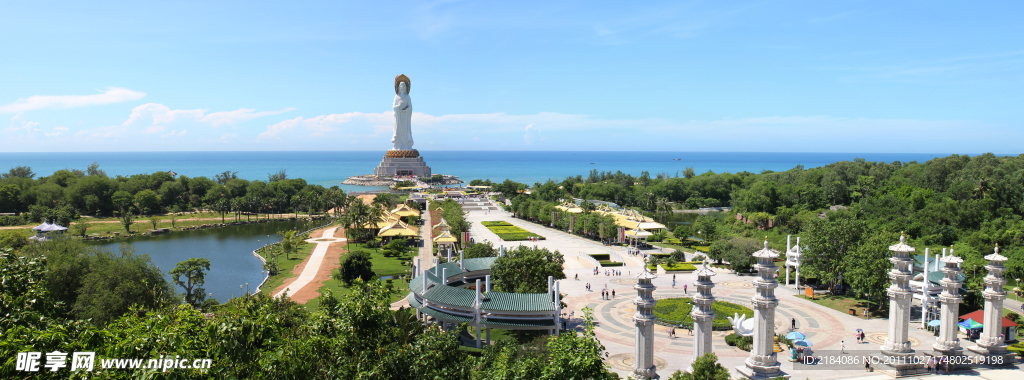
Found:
<box><xmin>0</xmin><ymin>151</ymin><xmax>959</xmax><ymax>191</ymax></box>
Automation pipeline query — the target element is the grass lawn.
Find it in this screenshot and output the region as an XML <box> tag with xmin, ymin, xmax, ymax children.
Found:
<box><xmin>259</xmin><ymin>241</ymin><xmax>318</xmax><ymax>294</ymax></box>
<box><xmin>796</xmin><ymin>294</ymin><xmax>886</xmax><ymax>318</ymax></box>
<box><xmin>301</xmin><ymin>240</ymin><xmax>415</xmax><ymax>313</ymax></box>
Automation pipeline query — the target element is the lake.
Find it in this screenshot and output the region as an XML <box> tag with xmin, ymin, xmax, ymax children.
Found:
<box><xmin>90</xmin><ymin>219</ymin><xmax>319</xmax><ymax>302</ymax></box>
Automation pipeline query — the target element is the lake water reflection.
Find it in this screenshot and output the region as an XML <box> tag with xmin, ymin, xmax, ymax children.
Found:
<box><xmin>91</xmin><ymin>219</ymin><xmax>318</xmax><ymax>302</ymax></box>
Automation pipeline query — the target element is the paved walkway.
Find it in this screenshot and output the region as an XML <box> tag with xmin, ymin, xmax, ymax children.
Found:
<box><xmin>273</xmin><ymin>227</ymin><xmax>344</xmax><ymax>299</ymax></box>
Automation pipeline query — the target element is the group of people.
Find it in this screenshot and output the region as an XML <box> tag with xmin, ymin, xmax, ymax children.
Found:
<box><xmin>925</xmin><ymin>356</ymin><xmax>953</xmax><ymax>374</ymax></box>
<box><xmin>667</xmin><ymin>324</ymin><xmax>692</xmax><ymax>339</ymax></box>
<box><xmin>591</xmin><ymin>268</ymin><xmax>625</xmax><ymax>276</ymax></box>
<box><xmin>601</xmin><ymin>288</ymin><xmax>615</xmax><ymax>300</ymax></box>
<box><xmin>854</xmin><ymin>330</ymin><xmax>865</xmax><ymax>343</ymax></box>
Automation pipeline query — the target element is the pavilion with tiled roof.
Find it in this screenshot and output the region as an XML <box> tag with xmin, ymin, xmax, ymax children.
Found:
<box><xmin>409</xmin><ymin>256</ymin><xmax>561</xmax><ymax>348</ymax></box>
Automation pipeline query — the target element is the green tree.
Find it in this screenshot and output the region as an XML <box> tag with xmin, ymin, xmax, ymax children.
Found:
<box><xmin>71</xmin><ymin>219</ymin><xmax>91</xmax><ymax>237</ymax></box>
<box><xmin>0</xmin><ymin>230</ymin><xmax>27</xmax><ymax>250</ymax></box>
<box><xmin>667</xmin><ymin>352</ymin><xmax>730</xmax><ymax>380</ymax></box>
<box><xmin>491</xmin><ymin>246</ymin><xmax>566</xmax><ymax>293</ymax></box>
<box><xmin>73</xmin><ymin>244</ymin><xmax>176</xmax><ymax>325</ymax></box>
<box><xmin>111</xmin><ymin>190</ymin><xmax>136</xmax><ymax>233</ymax></box>
<box><xmin>382</xmin><ymin>238</ymin><xmax>410</xmax><ymax>258</ymax></box>
<box><xmin>169</xmin><ymin>258</ymin><xmax>212</xmax><ymax>308</ymax></box>
<box><xmin>279</xmin><ymin>230</ymin><xmax>301</xmax><ymax>260</ymax></box>
<box><xmin>149</xmin><ymin>215</ymin><xmax>161</xmax><ymax>229</ymax></box>
<box><xmin>805</xmin><ymin>210</ymin><xmax>865</xmax><ymax>290</ymax></box>
<box><xmin>844</xmin><ymin>230</ymin><xmax>894</xmax><ymax>310</ymax></box>
<box><xmin>134</xmin><ymin>189</ymin><xmax>161</xmax><ymax>215</ymax></box>
<box><xmin>463</xmin><ymin>241</ymin><xmax>498</xmax><ymax>258</ymax></box>
<box><xmin>337</xmin><ymin>251</ymin><xmax>375</xmax><ymax>285</ymax></box>
<box><xmin>2</xmin><ymin>165</ymin><xmax>35</xmax><ymax>179</ymax></box>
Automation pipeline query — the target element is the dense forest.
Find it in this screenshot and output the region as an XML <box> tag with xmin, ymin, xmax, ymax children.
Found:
<box><xmin>0</xmin><ymin>165</ymin><xmax>345</xmax><ymax>228</ymax></box>
<box><xmin>495</xmin><ymin>153</ymin><xmax>1024</xmax><ymax>311</ymax></box>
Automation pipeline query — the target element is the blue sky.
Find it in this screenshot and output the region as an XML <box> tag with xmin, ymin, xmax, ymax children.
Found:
<box><xmin>2</xmin><ymin>1</ymin><xmax>1022</xmax><ymax>153</ymax></box>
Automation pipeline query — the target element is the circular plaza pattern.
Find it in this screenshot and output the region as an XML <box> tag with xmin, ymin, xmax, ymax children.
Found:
<box><xmin>606</xmin><ymin>353</ymin><xmax>668</xmax><ymax>372</ymax></box>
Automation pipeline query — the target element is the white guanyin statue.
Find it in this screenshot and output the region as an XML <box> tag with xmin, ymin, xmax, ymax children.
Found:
<box><xmin>392</xmin><ymin>75</ymin><xmax>414</xmax><ymax>150</ymax></box>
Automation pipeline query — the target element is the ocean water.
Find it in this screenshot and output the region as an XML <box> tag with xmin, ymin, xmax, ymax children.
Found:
<box><xmin>0</xmin><ymin>151</ymin><xmax>954</xmax><ymax>191</ymax></box>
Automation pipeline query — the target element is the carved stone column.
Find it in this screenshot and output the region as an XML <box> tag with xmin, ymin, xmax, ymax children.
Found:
<box><xmin>633</xmin><ymin>270</ymin><xmax>658</xmax><ymax>379</ymax></box>
<box><xmin>693</xmin><ymin>260</ymin><xmax>717</xmax><ymax>361</ymax></box>
<box><xmin>968</xmin><ymin>245</ymin><xmax>1015</xmax><ymax>364</ymax></box>
<box><xmin>932</xmin><ymin>246</ymin><xmax>964</xmax><ymax>360</ymax></box>
<box><xmin>881</xmin><ymin>233</ymin><xmax>916</xmax><ymax>356</ymax></box>
<box><xmin>737</xmin><ymin>238</ymin><xmax>787</xmax><ymax>379</ymax></box>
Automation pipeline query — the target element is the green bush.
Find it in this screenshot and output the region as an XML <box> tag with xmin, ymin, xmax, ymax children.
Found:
<box><xmin>599</xmin><ymin>261</ymin><xmax>623</xmax><ymax>267</ymax></box>
<box><xmin>0</xmin><ymin>215</ymin><xmax>25</xmax><ymax>227</ymax></box>
<box><xmin>0</xmin><ymin>230</ymin><xmax>27</xmax><ymax>250</ymax></box>
<box><xmin>647</xmin><ymin>263</ymin><xmax>697</xmax><ymax>271</ymax></box>
<box><xmin>589</xmin><ymin>253</ymin><xmax>611</xmax><ymax>261</ymax></box>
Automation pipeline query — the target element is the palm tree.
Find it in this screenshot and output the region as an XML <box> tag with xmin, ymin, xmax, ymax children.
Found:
<box><xmin>656</xmin><ymin>197</ymin><xmax>671</xmax><ymax>221</ymax></box>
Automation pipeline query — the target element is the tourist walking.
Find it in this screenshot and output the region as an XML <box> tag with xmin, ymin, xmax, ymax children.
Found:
<box><xmin>611</xmin><ymin>289</ymin><xmax>615</xmax><ymax>298</ymax></box>
<box><xmin>683</xmin><ymin>284</ymin><xmax>687</xmax><ymax>294</ymax></box>
<box><xmin>791</xmin><ymin>318</ymin><xmax>796</xmax><ymax>329</ymax></box>
<box><xmin>839</xmin><ymin>340</ymin><xmax>845</xmax><ymax>354</ymax></box>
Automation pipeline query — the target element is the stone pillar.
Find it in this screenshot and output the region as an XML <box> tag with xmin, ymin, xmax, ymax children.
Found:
<box><xmin>554</xmin><ymin>281</ymin><xmax>562</xmax><ymax>336</ymax></box>
<box><xmin>794</xmin><ymin>237</ymin><xmax>801</xmax><ymax>288</ymax></box>
<box><xmin>881</xmin><ymin>233</ymin><xmax>916</xmax><ymax>358</ymax></box>
<box><xmin>785</xmin><ymin>235</ymin><xmax>791</xmax><ymax>286</ymax></box>
<box><xmin>693</xmin><ymin>259</ymin><xmax>717</xmax><ymax>361</ymax></box>
<box><xmin>921</xmin><ymin>248</ymin><xmax>930</xmax><ymax>329</ymax></box>
<box><xmin>968</xmin><ymin>245</ymin><xmax>1015</xmax><ymax>364</ymax></box>
<box><xmin>932</xmin><ymin>246</ymin><xmax>964</xmax><ymax>360</ymax></box>
<box><xmin>633</xmin><ymin>270</ymin><xmax>658</xmax><ymax>379</ymax></box>
<box><xmin>738</xmin><ymin>238</ymin><xmax>786</xmax><ymax>379</ymax></box>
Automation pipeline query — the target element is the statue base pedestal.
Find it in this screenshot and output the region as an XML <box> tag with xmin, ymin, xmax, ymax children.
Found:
<box><xmin>966</xmin><ymin>346</ymin><xmax>1016</xmax><ymax>367</ymax></box>
<box><xmin>374</xmin><ymin>151</ymin><xmax>431</xmax><ymax>177</ymax></box>
<box><xmin>735</xmin><ymin>365</ymin><xmax>789</xmax><ymax>379</ymax></box>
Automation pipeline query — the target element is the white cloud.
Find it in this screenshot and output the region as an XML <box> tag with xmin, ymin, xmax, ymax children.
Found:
<box><xmin>523</xmin><ymin>124</ymin><xmax>535</xmax><ymax>144</ymax></box>
<box><xmin>44</xmin><ymin>126</ymin><xmax>69</xmax><ymax>137</ymax></box>
<box><xmin>0</xmin><ymin>88</ymin><xmax>146</xmax><ymax>114</ymax></box>
<box><xmin>258</xmin><ymin>112</ymin><xmax>392</xmax><ymax>139</ymax></box>
<box><xmin>6</xmin><ymin>113</ymin><xmax>41</xmax><ymax>133</ymax></box>
<box><xmin>201</xmin><ymin>107</ymin><xmax>296</xmax><ymax>127</ymax></box>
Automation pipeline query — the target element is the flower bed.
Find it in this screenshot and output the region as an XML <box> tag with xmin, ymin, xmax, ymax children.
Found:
<box><xmin>653</xmin><ymin>297</ymin><xmax>753</xmax><ymax>330</ymax></box>
<box><xmin>481</xmin><ymin>221</ymin><xmax>545</xmax><ymax>241</ymax></box>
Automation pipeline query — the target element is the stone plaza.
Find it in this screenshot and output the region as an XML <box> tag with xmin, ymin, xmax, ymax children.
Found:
<box><xmin>412</xmin><ymin>195</ymin><xmax>1024</xmax><ymax>379</ymax></box>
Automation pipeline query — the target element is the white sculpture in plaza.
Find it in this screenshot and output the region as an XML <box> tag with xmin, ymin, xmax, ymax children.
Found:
<box><xmin>728</xmin><ymin>313</ymin><xmax>755</xmax><ymax>336</ymax></box>
<box><xmin>392</xmin><ymin>75</ymin><xmax>414</xmax><ymax>150</ymax></box>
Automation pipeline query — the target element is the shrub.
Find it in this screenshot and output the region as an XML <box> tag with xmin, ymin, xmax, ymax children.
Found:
<box><xmin>589</xmin><ymin>253</ymin><xmax>611</xmax><ymax>261</ymax></box>
<box><xmin>599</xmin><ymin>261</ymin><xmax>623</xmax><ymax>267</ymax></box>
<box><xmin>0</xmin><ymin>230</ymin><xmax>27</xmax><ymax>250</ymax></box>
<box><xmin>0</xmin><ymin>215</ymin><xmax>25</xmax><ymax>226</ymax></box>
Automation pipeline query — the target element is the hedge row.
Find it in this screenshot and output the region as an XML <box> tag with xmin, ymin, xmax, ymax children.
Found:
<box><xmin>589</xmin><ymin>253</ymin><xmax>610</xmax><ymax>261</ymax></box>
<box><xmin>599</xmin><ymin>260</ymin><xmax>623</xmax><ymax>267</ymax></box>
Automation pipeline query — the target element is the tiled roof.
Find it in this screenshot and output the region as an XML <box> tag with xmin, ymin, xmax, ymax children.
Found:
<box><xmin>483</xmin><ymin>317</ymin><xmax>555</xmax><ymax>328</ymax></box>
<box><xmin>436</xmin><ymin>262</ymin><xmax>464</xmax><ymax>279</ymax></box>
<box><xmin>421</xmin><ymin>307</ymin><xmax>473</xmax><ymax>324</ymax></box>
<box><xmin>482</xmin><ymin>292</ymin><xmax>555</xmax><ymax>312</ymax></box>
<box><xmin>462</xmin><ymin>257</ymin><xmax>498</xmax><ymax>272</ymax></box>
<box><xmin>424</xmin><ymin>284</ymin><xmax>476</xmax><ymax>308</ymax></box>
<box><xmin>408</xmin><ymin>293</ymin><xmax>423</xmax><ymax>308</ymax></box>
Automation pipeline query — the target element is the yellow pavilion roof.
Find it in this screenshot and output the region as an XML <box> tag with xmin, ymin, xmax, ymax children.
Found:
<box><xmin>433</xmin><ymin>230</ymin><xmax>458</xmax><ymax>243</ymax></box>
<box><xmin>378</xmin><ymin>220</ymin><xmax>419</xmax><ymax>237</ymax></box>
<box><xmin>391</xmin><ymin>203</ymin><xmax>421</xmax><ymax>217</ymax></box>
